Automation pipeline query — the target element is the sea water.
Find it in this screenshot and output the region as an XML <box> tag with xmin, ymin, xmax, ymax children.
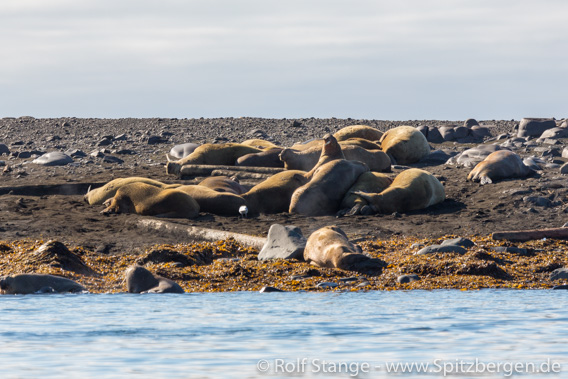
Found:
<box><xmin>0</xmin><ymin>290</ymin><xmax>566</xmax><ymax>378</ymax></box>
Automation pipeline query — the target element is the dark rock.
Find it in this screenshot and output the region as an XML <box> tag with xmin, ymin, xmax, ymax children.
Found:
<box><xmin>291</xmin><ymin>120</ymin><xmax>303</xmax><ymax>127</ymax></box>
<box><xmin>561</xmin><ymin>163</ymin><xmax>568</xmax><ymax>175</ymax></box>
<box><xmin>517</xmin><ymin>118</ymin><xmax>556</xmax><ymax>138</ymax></box>
<box><xmin>30</xmin><ymin>240</ymin><xmax>95</xmax><ymax>276</ymax></box>
<box><xmin>64</xmin><ymin>149</ymin><xmax>87</xmax><ymax>158</ymax></box>
<box><xmin>420</xmin><ymin>150</ymin><xmax>454</xmax><ymax>164</ymax></box>
<box><xmin>137</xmin><ymin>247</ymin><xmax>211</xmax><ymax>267</ymax></box>
<box><xmin>491</xmin><ymin>246</ymin><xmax>532</xmax><ymax>256</ymax></box>
<box><xmin>426</xmin><ymin>127</ymin><xmax>444</xmax><ymax>143</ymax></box>
<box><xmin>114</xmin><ymin>149</ymin><xmax>137</xmax><ymax>155</ymax></box>
<box><xmin>523</xmin><ymin>196</ymin><xmax>552</xmax><ymax>207</ymax></box>
<box><xmin>147</xmin><ymin>135</ymin><xmax>165</xmax><ymax>144</ymax></box>
<box><xmin>259</xmin><ymin>286</ymin><xmax>285</xmax><ymax>293</ymax></box>
<box><xmin>0</xmin><ymin>143</ymin><xmax>9</xmax><ymax>155</ymax></box>
<box><xmin>416</xmin><ymin>244</ymin><xmax>467</xmax><ymax>255</ymax></box>
<box><xmin>102</xmin><ymin>155</ymin><xmax>124</xmax><ymax>164</ymax></box>
<box><xmin>97</xmin><ymin>137</ymin><xmax>112</xmax><ymax>147</ymax></box>
<box><xmin>552</xmin><ymin>285</ymin><xmax>568</xmax><ymax>290</ymax></box>
<box><xmin>550</xmin><ymin>268</ymin><xmax>568</xmax><ymax>281</ymax></box>
<box><xmin>397</xmin><ymin>274</ymin><xmax>420</xmax><ymax>284</ymax></box>
<box><xmin>316</xmin><ymin>282</ymin><xmax>338</xmax><ymax>288</ymax></box>
<box><xmin>258</xmin><ymin>224</ymin><xmax>306</xmax><ymax>261</ymax></box>
<box><xmin>464</xmin><ymin>118</ymin><xmax>479</xmax><ymax>128</ymax></box>
<box><xmin>441</xmin><ymin>237</ymin><xmax>475</xmax><ymax>248</ymax></box>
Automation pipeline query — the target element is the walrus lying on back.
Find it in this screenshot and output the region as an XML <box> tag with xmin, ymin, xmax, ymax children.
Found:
<box><xmin>102</xmin><ymin>182</ymin><xmax>200</xmax><ymax>218</ymax></box>
<box><xmin>304</xmin><ymin>225</ymin><xmax>385</xmax><ymax>273</ymax></box>
<box><xmin>0</xmin><ymin>274</ymin><xmax>85</xmax><ymax>294</ymax></box>
<box><xmin>84</xmin><ymin>177</ymin><xmax>169</xmax><ymax>205</ymax></box>
<box><xmin>125</xmin><ymin>265</ymin><xmax>184</xmax><ymax>294</ymax></box>
<box><xmin>353</xmin><ymin>168</ymin><xmax>445</xmax><ymax>214</ymax></box>
<box><xmin>467</xmin><ymin>150</ymin><xmax>533</xmax><ymax>185</ymax></box>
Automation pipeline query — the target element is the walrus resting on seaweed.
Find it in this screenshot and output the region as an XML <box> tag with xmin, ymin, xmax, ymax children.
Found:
<box><xmin>304</xmin><ymin>225</ymin><xmax>385</xmax><ymax>273</ymax></box>
<box><xmin>125</xmin><ymin>265</ymin><xmax>184</xmax><ymax>294</ymax></box>
<box><xmin>352</xmin><ymin>168</ymin><xmax>445</xmax><ymax>214</ymax></box>
<box><xmin>0</xmin><ymin>274</ymin><xmax>86</xmax><ymax>295</ymax></box>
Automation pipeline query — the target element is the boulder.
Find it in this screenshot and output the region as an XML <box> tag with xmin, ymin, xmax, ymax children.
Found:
<box><xmin>258</xmin><ymin>224</ymin><xmax>306</xmax><ymax>261</ymax></box>
<box><xmin>517</xmin><ymin>118</ymin><xmax>556</xmax><ymax>138</ymax></box>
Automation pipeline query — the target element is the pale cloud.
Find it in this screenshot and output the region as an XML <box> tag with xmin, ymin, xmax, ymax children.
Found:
<box><xmin>0</xmin><ymin>0</ymin><xmax>567</xmax><ymax>118</ymax></box>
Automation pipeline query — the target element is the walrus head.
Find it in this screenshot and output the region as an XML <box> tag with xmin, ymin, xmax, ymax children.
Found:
<box><xmin>0</xmin><ymin>275</ymin><xmax>12</xmax><ymax>292</ymax></box>
<box><xmin>321</xmin><ymin>134</ymin><xmax>343</xmax><ymax>159</ymax></box>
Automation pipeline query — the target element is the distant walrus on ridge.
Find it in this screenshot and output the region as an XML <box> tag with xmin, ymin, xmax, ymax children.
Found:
<box><xmin>304</xmin><ymin>225</ymin><xmax>385</xmax><ymax>273</ymax></box>
<box><xmin>467</xmin><ymin>150</ymin><xmax>534</xmax><ymax>185</ymax></box>
<box><xmin>102</xmin><ymin>182</ymin><xmax>200</xmax><ymax>218</ymax></box>
<box><xmin>0</xmin><ymin>274</ymin><xmax>86</xmax><ymax>295</ymax></box>
<box><xmin>352</xmin><ymin>168</ymin><xmax>445</xmax><ymax>214</ymax></box>
<box><xmin>125</xmin><ymin>265</ymin><xmax>184</xmax><ymax>294</ymax></box>
<box><xmin>379</xmin><ymin>125</ymin><xmax>430</xmax><ymax>164</ymax></box>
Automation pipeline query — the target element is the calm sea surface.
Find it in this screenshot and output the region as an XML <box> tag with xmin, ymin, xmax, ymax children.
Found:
<box><xmin>0</xmin><ymin>290</ymin><xmax>566</xmax><ymax>378</ymax></box>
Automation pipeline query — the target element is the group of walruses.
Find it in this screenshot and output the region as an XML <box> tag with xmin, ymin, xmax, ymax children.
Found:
<box><xmin>84</xmin><ymin>124</ymin><xmax>452</xmax><ymax>218</ymax></box>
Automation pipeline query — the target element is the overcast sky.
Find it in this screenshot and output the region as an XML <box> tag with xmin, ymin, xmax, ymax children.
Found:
<box><xmin>1</xmin><ymin>0</ymin><xmax>567</xmax><ymax>120</ymax></box>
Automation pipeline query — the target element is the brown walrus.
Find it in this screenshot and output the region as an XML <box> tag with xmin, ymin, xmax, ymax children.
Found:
<box><xmin>175</xmin><ymin>184</ymin><xmax>246</xmax><ymax>216</ymax></box>
<box><xmin>125</xmin><ymin>265</ymin><xmax>184</xmax><ymax>293</ymax></box>
<box><xmin>84</xmin><ymin>177</ymin><xmax>169</xmax><ymax>205</ymax></box>
<box><xmin>239</xmin><ymin>139</ymin><xmax>279</xmax><ymax>149</ymax></box>
<box><xmin>379</xmin><ymin>125</ymin><xmax>430</xmax><ymax>164</ymax></box>
<box><xmin>0</xmin><ymin>274</ymin><xmax>86</xmax><ymax>294</ymax></box>
<box><xmin>304</xmin><ymin>134</ymin><xmax>345</xmax><ymax>179</ymax></box>
<box><xmin>197</xmin><ymin>176</ymin><xmax>247</xmax><ymax>195</ymax></box>
<box><xmin>102</xmin><ymin>182</ymin><xmax>200</xmax><ymax>218</ymax></box>
<box><xmin>467</xmin><ymin>150</ymin><xmax>534</xmax><ymax>185</ymax></box>
<box><xmin>352</xmin><ymin>168</ymin><xmax>445</xmax><ymax>214</ymax></box>
<box><xmin>280</xmin><ymin>144</ymin><xmax>391</xmax><ymax>173</ymax></box>
<box><xmin>241</xmin><ymin>170</ymin><xmax>308</xmax><ymax>215</ymax></box>
<box><xmin>333</xmin><ymin>125</ymin><xmax>384</xmax><ymax>142</ymax></box>
<box><xmin>304</xmin><ymin>225</ymin><xmax>385</xmax><ymax>273</ymax></box>
<box><xmin>289</xmin><ymin>159</ymin><xmax>368</xmax><ymax>216</ymax></box>
<box><xmin>166</xmin><ymin>143</ymin><xmax>262</xmax><ymax>175</ymax></box>
<box><xmin>338</xmin><ymin>171</ymin><xmax>393</xmax><ymax>216</ymax></box>
<box><xmin>235</xmin><ymin>147</ymin><xmax>285</xmax><ymax>168</ymax></box>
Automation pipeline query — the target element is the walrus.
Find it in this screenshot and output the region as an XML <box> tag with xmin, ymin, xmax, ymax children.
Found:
<box><xmin>84</xmin><ymin>177</ymin><xmax>169</xmax><ymax>205</ymax></box>
<box><xmin>338</xmin><ymin>172</ymin><xmax>393</xmax><ymax>216</ymax></box>
<box><xmin>175</xmin><ymin>184</ymin><xmax>246</xmax><ymax>216</ymax></box>
<box><xmin>338</xmin><ymin>138</ymin><xmax>382</xmax><ymax>150</ymax></box>
<box><xmin>239</xmin><ymin>138</ymin><xmax>279</xmax><ymax>149</ymax></box>
<box><xmin>304</xmin><ymin>225</ymin><xmax>385</xmax><ymax>273</ymax></box>
<box><xmin>125</xmin><ymin>265</ymin><xmax>184</xmax><ymax>294</ymax></box>
<box><xmin>166</xmin><ymin>143</ymin><xmax>262</xmax><ymax>175</ymax></box>
<box><xmin>0</xmin><ymin>274</ymin><xmax>86</xmax><ymax>295</ymax></box>
<box><xmin>379</xmin><ymin>125</ymin><xmax>431</xmax><ymax>164</ymax></box>
<box><xmin>235</xmin><ymin>147</ymin><xmax>285</xmax><ymax>168</ymax></box>
<box><xmin>352</xmin><ymin>168</ymin><xmax>445</xmax><ymax>214</ymax></box>
<box><xmin>289</xmin><ymin>159</ymin><xmax>369</xmax><ymax>216</ymax></box>
<box><xmin>280</xmin><ymin>144</ymin><xmax>391</xmax><ymax>173</ymax></box>
<box><xmin>467</xmin><ymin>150</ymin><xmax>534</xmax><ymax>185</ymax></box>
<box><xmin>304</xmin><ymin>134</ymin><xmax>345</xmax><ymax>179</ymax></box>
<box><xmin>198</xmin><ymin>175</ymin><xmax>247</xmax><ymax>195</ymax></box>
<box><xmin>102</xmin><ymin>182</ymin><xmax>200</xmax><ymax>218</ymax></box>
<box><xmin>241</xmin><ymin>170</ymin><xmax>308</xmax><ymax>214</ymax></box>
<box><xmin>333</xmin><ymin>125</ymin><xmax>383</xmax><ymax>142</ymax></box>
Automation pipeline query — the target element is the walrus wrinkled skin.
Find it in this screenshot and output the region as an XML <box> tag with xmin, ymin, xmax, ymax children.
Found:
<box><xmin>289</xmin><ymin>160</ymin><xmax>368</xmax><ymax>216</ymax></box>
<box><xmin>197</xmin><ymin>176</ymin><xmax>247</xmax><ymax>195</ymax></box>
<box><xmin>353</xmin><ymin>168</ymin><xmax>445</xmax><ymax>214</ymax></box>
<box><xmin>241</xmin><ymin>170</ymin><xmax>308</xmax><ymax>215</ymax></box>
<box><xmin>379</xmin><ymin>125</ymin><xmax>430</xmax><ymax>164</ymax></box>
<box><xmin>235</xmin><ymin>147</ymin><xmax>285</xmax><ymax>168</ymax></box>
<box><xmin>467</xmin><ymin>150</ymin><xmax>533</xmax><ymax>185</ymax></box>
<box><xmin>333</xmin><ymin>125</ymin><xmax>384</xmax><ymax>142</ymax></box>
<box><xmin>304</xmin><ymin>225</ymin><xmax>384</xmax><ymax>273</ymax></box>
<box><xmin>280</xmin><ymin>144</ymin><xmax>391</xmax><ymax>173</ymax></box>
<box><xmin>175</xmin><ymin>184</ymin><xmax>246</xmax><ymax>216</ymax></box>
<box><xmin>84</xmin><ymin>177</ymin><xmax>169</xmax><ymax>205</ymax></box>
<box><xmin>166</xmin><ymin>143</ymin><xmax>262</xmax><ymax>175</ymax></box>
<box><xmin>338</xmin><ymin>172</ymin><xmax>393</xmax><ymax>216</ymax></box>
<box><xmin>304</xmin><ymin>134</ymin><xmax>345</xmax><ymax>180</ymax></box>
<box><xmin>0</xmin><ymin>274</ymin><xmax>85</xmax><ymax>295</ymax></box>
<box><xmin>125</xmin><ymin>265</ymin><xmax>184</xmax><ymax>294</ymax></box>
<box><xmin>102</xmin><ymin>183</ymin><xmax>200</xmax><ymax>218</ymax></box>
<box><xmin>239</xmin><ymin>138</ymin><xmax>279</xmax><ymax>149</ymax></box>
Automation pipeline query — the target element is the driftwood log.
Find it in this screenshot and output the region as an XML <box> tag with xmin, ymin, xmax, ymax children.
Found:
<box><xmin>492</xmin><ymin>227</ymin><xmax>568</xmax><ymax>242</ymax></box>
<box><xmin>179</xmin><ymin>164</ymin><xmax>284</xmax><ymax>178</ymax></box>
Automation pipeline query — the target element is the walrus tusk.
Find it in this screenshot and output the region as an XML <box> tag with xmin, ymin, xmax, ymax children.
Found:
<box><xmin>86</xmin><ymin>185</ymin><xmax>91</xmax><ymax>195</ymax></box>
<box><xmin>166</xmin><ymin>154</ymin><xmax>171</xmax><ymax>162</ymax></box>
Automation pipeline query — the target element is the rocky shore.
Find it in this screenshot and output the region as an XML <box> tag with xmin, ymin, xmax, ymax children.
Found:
<box><xmin>1</xmin><ymin>117</ymin><xmax>567</xmax><ymax>293</ymax></box>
